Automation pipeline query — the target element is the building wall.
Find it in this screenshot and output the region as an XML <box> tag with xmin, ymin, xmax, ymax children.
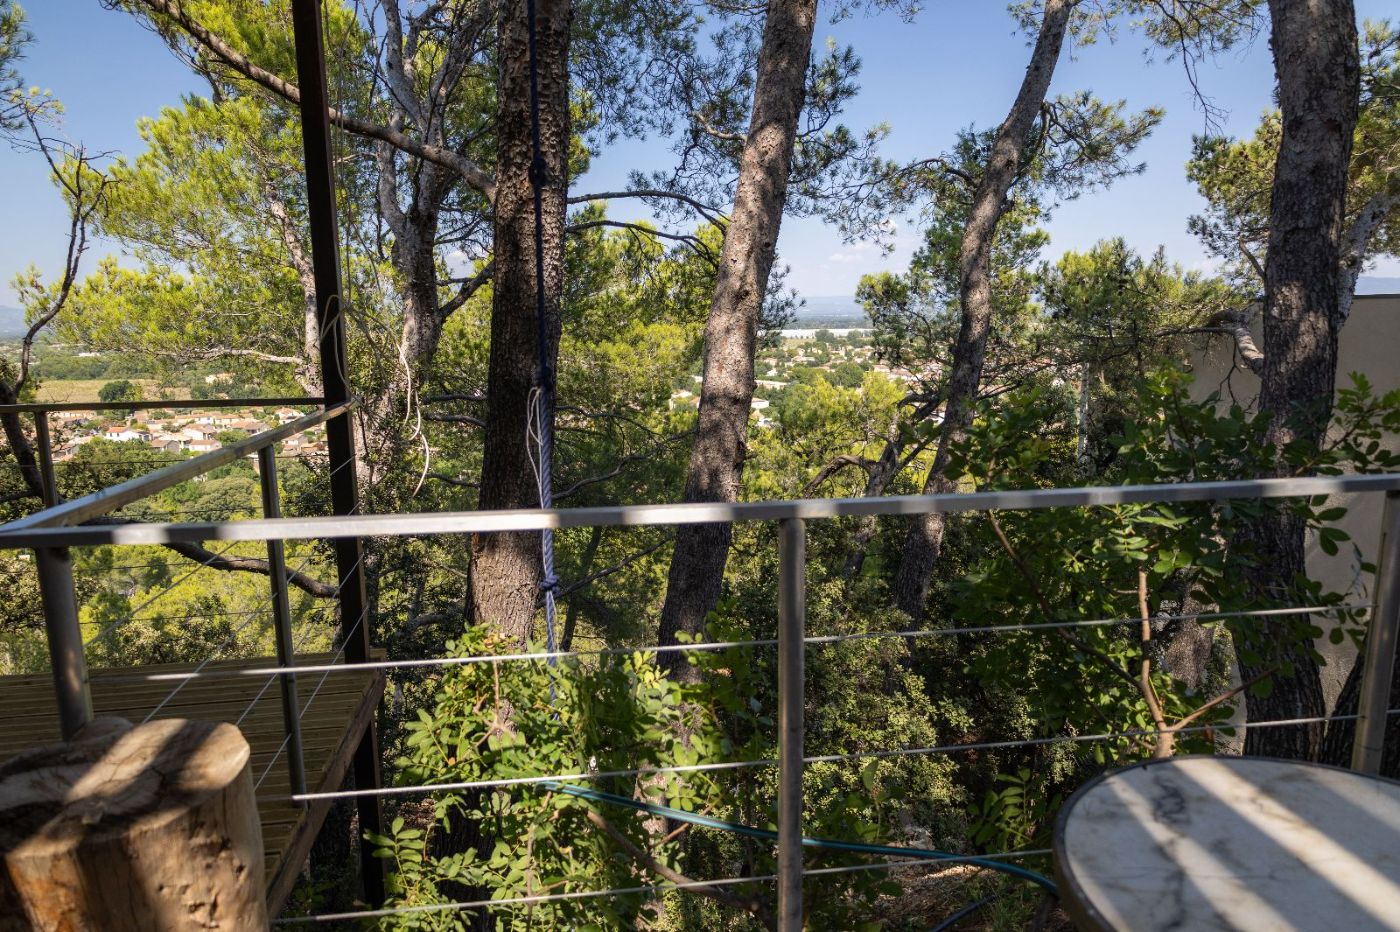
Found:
<box><xmin>1187</xmin><ymin>293</ymin><xmax>1400</xmax><ymax>701</ymax></box>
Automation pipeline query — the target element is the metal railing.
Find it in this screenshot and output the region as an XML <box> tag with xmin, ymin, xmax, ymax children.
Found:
<box><xmin>0</xmin><ymin>397</ymin><xmax>347</xmax><ymax>785</ymax></box>
<box><xmin>1</xmin><ymin>468</ymin><xmax>1398</xmax><ymax>928</ymax></box>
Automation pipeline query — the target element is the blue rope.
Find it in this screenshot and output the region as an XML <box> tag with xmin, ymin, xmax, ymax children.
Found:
<box><xmin>523</xmin><ymin>0</ymin><xmax>559</xmax><ymax>667</ymax></box>
<box><xmin>542</xmin><ymin>781</ymin><xmax>1059</xmax><ymax>895</ymax></box>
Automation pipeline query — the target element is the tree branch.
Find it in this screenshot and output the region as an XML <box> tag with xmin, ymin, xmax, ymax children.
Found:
<box><xmin>130</xmin><ymin>0</ymin><xmax>496</xmax><ymax>199</ymax></box>
<box><xmin>438</xmin><ymin>259</ymin><xmax>494</xmax><ymax>319</ymax></box>
<box><xmin>566</xmin><ymin>188</ymin><xmax>728</xmax><ymax>227</ymax></box>
<box><xmin>424</xmin><ymin>472</ymin><xmax>479</xmax><ymax>489</ymax></box>
<box><xmin>1172</xmin><ymin>665</ymin><xmax>1277</xmax><ymax>731</ymax></box>
<box><xmin>565</xmin><ymin>219</ymin><xmax>718</xmax><ymax>264</ymax></box>
<box><xmin>150</xmin><ymin>538</ymin><xmax>337</xmax><ymax>597</ymax></box>
<box><xmin>1138</xmin><ymin>567</ymin><xmax>1173</xmax><ymax>758</ymax></box>
<box><xmin>584</xmin><ymin>809</ymin><xmax>772</xmax><ymax>928</ymax></box>
<box><xmin>422</xmin><ymin>412</ymin><xmax>487</xmax><ymax>428</ymax></box>
<box><xmin>1238</xmin><ymin>238</ymin><xmax>1266</xmax><ymax>283</ymax></box>
<box><xmin>554</xmin><ymin>537</ymin><xmax>671</xmax><ymax>601</ymax></box>
<box><xmin>1204</xmin><ymin>307</ymin><xmax>1265</xmax><ymax>375</ymax></box>
<box><xmin>1338</xmin><ymin>186</ymin><xmax>1400</xmax><ymax>325</ymax></box>
<box><xmin>802</xmin><ymin>454</ymin><xmax>877</xmax><ymax>495</ymax></box>
<box><xmin>985</xmin><ymin>509</ymin><xmax>1140</xmax><ymax>691</ymax></box>
<box><xmin>140</xmin><ymin>346</ymin><xmax>304</xmax><ymax>365</ymax></box>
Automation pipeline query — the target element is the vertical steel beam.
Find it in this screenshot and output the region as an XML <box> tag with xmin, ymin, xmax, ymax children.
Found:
<box><xmin>36</xmin><ymin>545</ymin><xmax>92</xmax><ymax>739</ymax></box>
<box><xmin>34</xmin><ymin>411</ymin><xmax>58</xmax><ymax>508</ymax></box>
<box><xmin>33</xmin><ymin>411</ymin><xmax>91</xmax><ymax>739</ymax></box>
<box><xmin>288</xmin><ymin>0</ymin><xmax>383</xmax><ymax>903</ymax></box>
<box><xmin>777</xmin><ymin>518</ymin><xmax>806</xmax><ymax>931</ymax></box>
<box><xmin>259</xmin><ymin>447</ymin><xmax>307</xmax><ymax>798</ymax></box>
<box><xmin>1353</xmin><ymin>491</ymin><xmax>1400</xmax><ymax>773</ymax></box>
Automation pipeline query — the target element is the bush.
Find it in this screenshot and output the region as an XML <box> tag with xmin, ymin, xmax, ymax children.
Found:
<box><xmin>98</xmin><ymin>379</ymin><xmax>143</xmax><ymax>404</ymax></box>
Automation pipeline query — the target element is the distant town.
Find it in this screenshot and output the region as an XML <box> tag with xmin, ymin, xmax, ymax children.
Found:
<box><xmin>46</xmin><ymin>403</ymin><xmax>324</xmax><ymax>462</ymax></box>
<box><xmin>668</xmin><ymin>326</ymin><xmax>925</xmax><ymax>429</ymax></box>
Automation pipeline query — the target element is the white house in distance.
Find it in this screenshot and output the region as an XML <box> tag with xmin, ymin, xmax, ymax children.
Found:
<box><xmin>1189</xmin><ymin>292</ymin><xmax>1400</xmax><ymax>701</ymax></box>
<box><xmin>102</xmin><ymin>425</ymin><xmax>151</xmax><ymax>443</ymax></box>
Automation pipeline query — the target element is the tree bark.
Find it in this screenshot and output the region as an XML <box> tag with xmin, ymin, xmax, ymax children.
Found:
<box><xmin>264</xmin><ymin>186</ymin><xmax>323</xmax><ymax>395</ymax></box>
<box><xmin>470</xmin><ymin>0</ymin><xmax>571</xmax><ymax>647</ymax></box>
<box><xmin>1337</xmin><ymin>188</ymin><xmax>1400</xmax><ymax>326</ymax></box>
<box><xmin>0</xmin><ymin>382</ymin><xmax>44</xmax><ymax>505</ymax></box>
<box><xmin>1233</xmin><ymin>0</ymin><xmax>1359</xmax><ymax>760</ymax></box>
<box><xmin>0</xmin><ymin>718</ymin><xmax>266</xmax><ymax>931</ymax></box>
<box><xmin>891</xmin><ymin>0</ymin><xmax>1076</xmax><ymax>619</ymax></box>
<box><xmin>656</xmin><ymin>0</ymin><xmax>819</xmax><ymax>679</ymax></box>
<box><xmin>837</xmin><ymin>395</ymin><xmax>940</xmax><ymax>578</ymax></box>
<box><xmin>1320</xmin><ymin>650</ymin><xmax>1400</xmax><ymax>774</ymax></box>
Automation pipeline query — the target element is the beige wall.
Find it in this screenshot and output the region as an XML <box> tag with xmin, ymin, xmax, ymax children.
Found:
<box><xmin>1187</xmin><ymin>293</ymin><xmax>1400</xmax><ymax>701</ymax></box>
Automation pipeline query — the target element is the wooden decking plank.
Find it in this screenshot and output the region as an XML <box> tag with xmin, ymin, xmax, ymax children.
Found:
<box><xmin>0</xmin><ymin>674</ymin><xmax>369</xmax><ymax>705</ymax></box>
<box><xmin>0</xmin><ymin>653</ymin><xmax>383</xmax><ymax>917</ymax></box>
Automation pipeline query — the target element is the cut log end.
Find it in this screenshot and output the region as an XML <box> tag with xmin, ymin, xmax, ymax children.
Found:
<box><xmin>0</xmin><ymin>717</ymin><xmax>267</xmax><ymax>931</ymax></box>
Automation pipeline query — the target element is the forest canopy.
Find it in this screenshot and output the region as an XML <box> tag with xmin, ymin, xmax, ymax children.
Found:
<box><xmin>1</xmin><ymin>0</ymin><xmax>1398</xmax><ymax>929</ymax></box>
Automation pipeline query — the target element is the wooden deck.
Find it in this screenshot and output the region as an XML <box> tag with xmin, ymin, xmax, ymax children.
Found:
<box><xmin>0</xmin><ymin>653</ymin><xmax>382</xmax><ymax>914</ymax></box>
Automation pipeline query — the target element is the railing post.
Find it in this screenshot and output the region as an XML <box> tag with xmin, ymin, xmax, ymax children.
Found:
<box><xmin>777</xmin><ymin>517</ymin><xmax>805</xmax><ymax>931</ymax></box>
<box><xmin>34</xmin><ymin>411</ymin><xmax>58</xmax><ymax>508</ymax></box>
<box><xmin>35</xmin><ymin>545</ymin><xmax>92</xmax><ymax>739</ymax></box>
<box><xmin>1353</xmin><ymin>491</ymin><xmax>1400</xmax><ymax>773</ymax></box>
<box><xmin>259</xmin><ymin>447</ymin><xmax>307</xmax><ymax>798</ymax></box>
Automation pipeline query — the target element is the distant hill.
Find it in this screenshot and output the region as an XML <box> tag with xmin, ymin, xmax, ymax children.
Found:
<box><xmin>0</xmin><ymin>306</ymin><xmax>26</xmax><ymax>339</ymax></box>
<box><xmin>793</xmin><ymin>295</ymin><xmax>867</xmax><ymax>329</ymax></box>
<box><xmin>792</xmin><ymin>280</ymin><xmax>1400</xmax><ymax>326</ymax></box>
<box><xmin>1358</xmin><ymin>276</ymin><xmax>1400</xmax><ymax>295</ymax></box>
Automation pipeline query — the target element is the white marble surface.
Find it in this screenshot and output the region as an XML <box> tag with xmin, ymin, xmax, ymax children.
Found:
<box><xmin>1057</xmin><ymin>756</ymin><xmax>1400</xmax><ymax>931</ymax></box>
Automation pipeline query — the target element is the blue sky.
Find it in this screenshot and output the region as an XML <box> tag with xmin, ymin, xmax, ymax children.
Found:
<box><xmin>3</xmin><ymin>0</ymin><xmax>1397</xmax><ymax>306</ymax></box>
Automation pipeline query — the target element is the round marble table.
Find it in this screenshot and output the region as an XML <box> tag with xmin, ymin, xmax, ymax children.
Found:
<box><xmin>1054</xmin><ymin>756</ymin><xmax>1400</xmax><ymax>931</ymax></box>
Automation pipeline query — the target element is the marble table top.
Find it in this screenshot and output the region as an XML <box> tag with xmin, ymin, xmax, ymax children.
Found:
<box><xmin>1054</xmin><ymin>756</ymin><xmax>1400</xmax><ymax>931</ymax></box>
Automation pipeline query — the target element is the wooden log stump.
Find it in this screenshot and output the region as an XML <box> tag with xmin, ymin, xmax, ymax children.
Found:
<box><xmin>0</xmin><ymin>717</ymin><xmax>267</xmax><ymax>931</ymax></box>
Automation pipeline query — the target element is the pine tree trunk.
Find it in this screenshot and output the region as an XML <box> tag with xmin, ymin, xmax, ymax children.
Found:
<box><xmin>656</xmin><ymin>0</ymin><xmax>819</xmax><ymax>678</ymax></box>
<box><xmin>471</xmin><ymin>0</ymin><xmax>572</xmax><ymax>647</ymax></box>
<box><xmin>892</xmin><ymin>0</ymin><xmax>1075</xmax><ymax>619</ymax></box>
<box><xmin>396</xmin><ymin>208</ymin><xmax>448</xmax><ymax>365</ymax></box>
<box><xmin>1320</xmin><ymin>653</ymin><xmax>1400</xmax><ymax>774</ymax></box>
<box><xmin>1234</xmin><ymin>0</ymin><xmax>1358</xmax><ymax>760</ymax></box>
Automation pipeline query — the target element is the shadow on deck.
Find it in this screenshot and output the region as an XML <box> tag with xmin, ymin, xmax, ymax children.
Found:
<box><xmin>0</xmin><ymin>654</ymin><xmax>383</xmax><ymax>913</ymax></box>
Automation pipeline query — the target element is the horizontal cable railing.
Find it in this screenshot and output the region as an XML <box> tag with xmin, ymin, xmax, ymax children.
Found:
<box><xmin>2</xmin><ymin>401</ymin><xmax>352</xmax><ymax>532</ymax></box>
<box><xmin>89</xmin><ymin>602</ymin><xmax>1366</xmax><ymax>686</ymax></box>
<box><xmin>3</xmin><ymin>472</ymin><xmax>1400</xmax><ymax>548</ymax></box>
<box><xmin>270</xmin><ymin>847</ymin><xmax>1059</xmax><ymax>927</ymax></box>
<box><xmin>2</xmin><ymin>468</ymin><xmax>1398</xmax><ymax>927</ymax></box>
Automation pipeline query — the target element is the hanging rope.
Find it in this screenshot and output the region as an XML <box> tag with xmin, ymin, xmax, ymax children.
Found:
<box><xmin>514</xmin><ymin>2</ymin><xmax>1055</xmax><ymax>913</ymax></box>
<box><xmin>523</xmin><ymin>0</ymin><xmax>559</xmax><ymax>665</ymax></box>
